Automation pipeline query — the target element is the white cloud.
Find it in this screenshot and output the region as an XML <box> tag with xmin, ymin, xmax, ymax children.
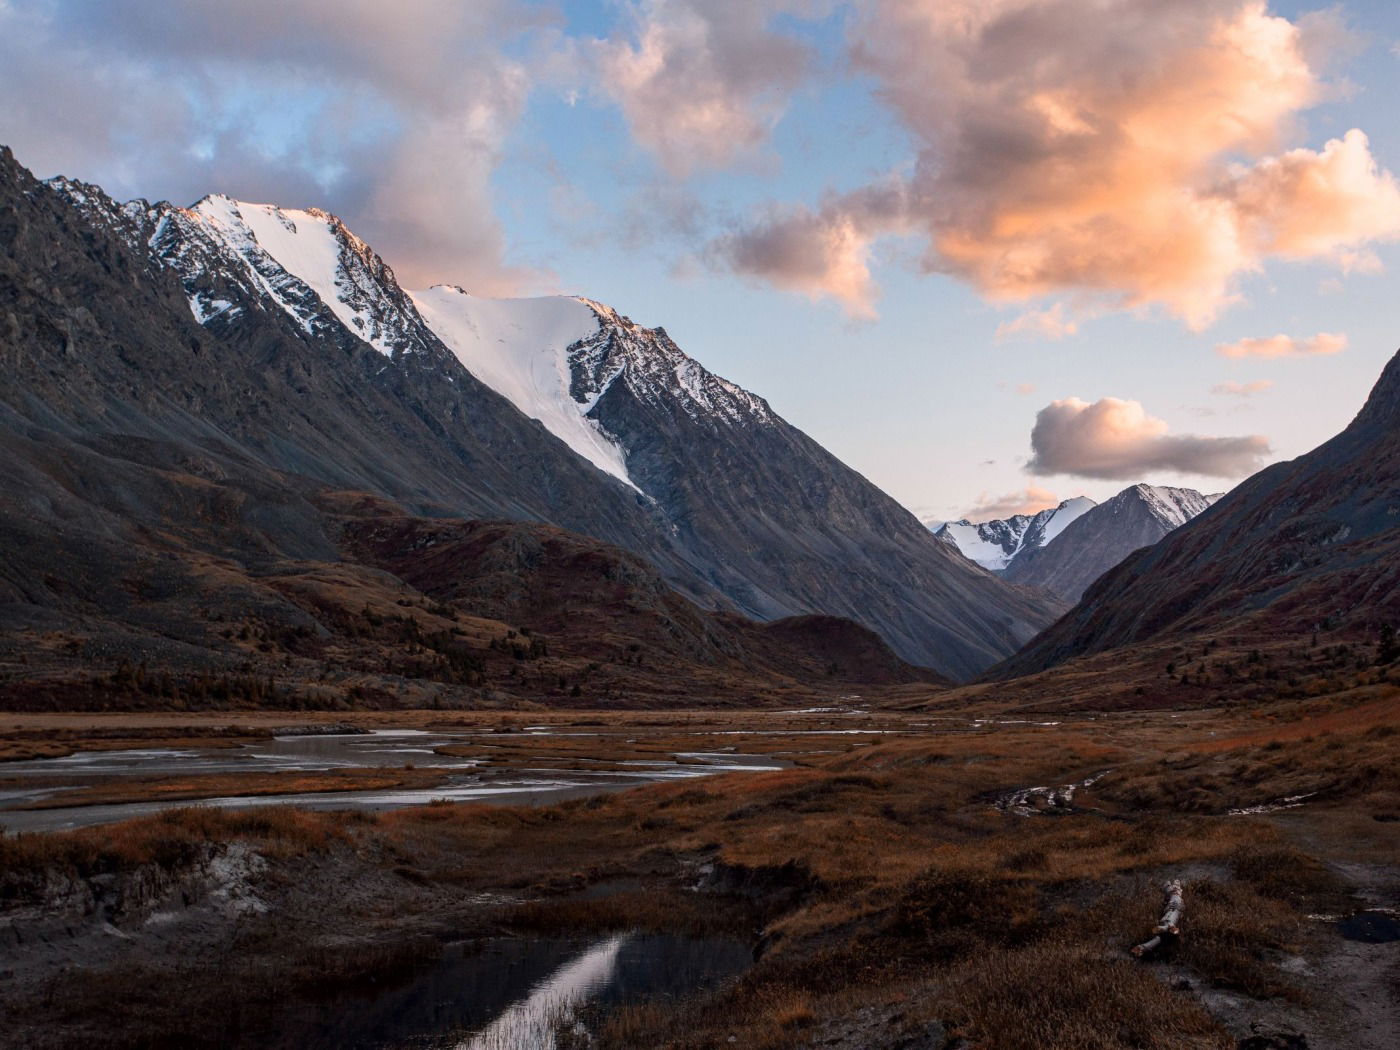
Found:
<box><xmin>592</xmin><ymin>1</ymin><xmax>819</xmax><ymax>177</ymax></box>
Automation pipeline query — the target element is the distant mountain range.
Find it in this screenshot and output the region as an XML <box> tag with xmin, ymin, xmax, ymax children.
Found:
<box><xmin>935</xmin><ymin>486</ymin><xmax>1221</xmax><ymax>602</ymax></box>
<box><xmin>933</xmin><ymin>496</ymin><xmax>1096</xmax><ymax>573</ymax></box>
<box><xmin>994</xmin><ymin>352</ymin><xmax>1400</xmax><ymax>680</ymax></box>
<box><xmin>0</xmin><ymin>145</ymin><xmax>1061</xmax><ymax>693</ymax></box>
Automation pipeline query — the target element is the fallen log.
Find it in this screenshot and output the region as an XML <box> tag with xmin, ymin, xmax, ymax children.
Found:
<box><xmin>1131</xmin><ymin>879</ymin><xmax>1184</xmax><ymax>957</ymax></box>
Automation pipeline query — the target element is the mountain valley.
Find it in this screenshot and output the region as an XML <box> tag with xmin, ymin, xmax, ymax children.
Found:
<box><xmin>2</xmin><ymin>142</ymin><xmax>1398</xmax><ymax>1050</ymax></box>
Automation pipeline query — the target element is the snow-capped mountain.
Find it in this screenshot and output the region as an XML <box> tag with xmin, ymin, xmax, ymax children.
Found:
<box><xmin>1001</xmin><ymin>484</ymin><xmax>1224</xmax><ymax>601</ymax></box>
<box><xmin>933</xmin><ymin>496</ymin><xmax>1096</xmax><ymax>571</ymax></box>
<box><xmin>51</xmin><ymin>183</ymin><xmax>441</xmax><ymax>358</ymax></box>
<box><xmin>10</xmin><ymin>151</ymin><xmax>1062</xmax><ymax>678</ymax></box>
<box><xmin>55</xmin><ymin>181</ymin><xmax>777</xmax><ymax>500</ymax></box>
<box><xmin>408</xmin><ymin>287</ymin><xmax>778</xmax><ymax>495</ymax></box>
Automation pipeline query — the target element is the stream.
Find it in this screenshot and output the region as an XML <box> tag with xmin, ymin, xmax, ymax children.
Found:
<box><xmin>0</xmin><ymin>729</ymin><xmax>788</xmax><ymax>833</ymax></box>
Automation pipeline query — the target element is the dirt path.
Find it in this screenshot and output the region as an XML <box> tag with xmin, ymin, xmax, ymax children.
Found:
<box><xmin>1183</xmin><ymin>807</ymin><xmax>1400</xmax><ymax>1050</ymax></box>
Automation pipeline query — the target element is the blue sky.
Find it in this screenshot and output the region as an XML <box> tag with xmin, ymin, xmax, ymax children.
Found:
<box><xmin>3</xmin><ymin>0</ymin><xmax>1399</xmax><ymax>522</ymax></box>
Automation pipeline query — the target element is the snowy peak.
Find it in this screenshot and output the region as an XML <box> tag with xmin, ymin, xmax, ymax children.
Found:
<box><xmin>407</xmin><ymin>287</ymin><xmax>780</xmax><ymax>493</ymax></box>
<box><xmin>1000</xmin><ymin>483</ymin><xmax>1222</xmax><ymax>602</ymax></box>
<box><xmin>568</xmin><ymin>300</ymin><xmax>776</xmax><ymax>428</ymax></box>
<box><xmin>46</xmin><ymin>178</ymin><xmax>437</xmax><ymax>359</ymax></box>
<box><xmin>183</xmin><ymin>195</ymin><xmax>431</xmax><ymax>357</ymax></box>
<box><xmin>1122</xmin><ymin>484</ymin><xmax>1220</xmax><ymax>529</ymax></box>
<box><xmin>935</xmin><ymin>496</ymin><xmax>1097</xmax><ymax>572</ymax></box>
<box><xmin>934</xmin><ymin>517</ymin><xmax>1034</xmax><ymax>571</ymax></box>
<box><xmin>46</xmin><ymin>174</ymin><xmax>780</xmax><ymax>498</ymax></box>
<box><xmin>1031</xmin><ymin>495</ymin><xmax>1097</xmax><ymax>547</ymax></box>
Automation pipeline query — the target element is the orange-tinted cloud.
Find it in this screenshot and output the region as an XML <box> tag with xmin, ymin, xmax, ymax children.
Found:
<box><xmin>995</xmin><ymin>304</ymin><xmax>1078</xmax><ymax>341</ymax></box>
<box><xmin>719</xmin><ymin>1</ymin><xmax>1400</xmax><ymax>324</ymax></box>
<box><xmin>963</xmin><ymin>485</ymin><xmax>1061</xmax><ymax>521</ymax></box>
<box><xmin>1215</xmin><ymin>332</ymin><xmax>1347</xmax><ymax>358</ymax></box>
<box><xmin>1027</xmin><ymin>396</ymin><xmax>1270</xmax><ymax>479</ymax></box>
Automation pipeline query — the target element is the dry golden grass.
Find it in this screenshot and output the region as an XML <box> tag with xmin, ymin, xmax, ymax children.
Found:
<box><xmin>1101</xmin><ymin>722</ymin><xmax>1400</xmax><ymax>814</ymax></box>
<box><xmin>0</xmin><ymin>804</ymin><xmax>358</xmax><ymax>884</ymax></box>
<box><xmin>939</xmin><ymin>939</ymin><xmax>1231</xmax><ymax>1050</ymax></box>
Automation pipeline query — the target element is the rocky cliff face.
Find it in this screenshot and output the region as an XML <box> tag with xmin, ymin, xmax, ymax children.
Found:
<box><xmin>2</xmin><ymin>146</ymin><xmax>1060</xmax><ymax>679</ymax></box>
<box><xmin>991</xmin><ymin>357</ymin><xmax>1400</xmax><ymax>679</ymax></box>
<box><xmin>1001</xmin><ymin>485</ymin><xmax>1220</xmax><ymax>602</ymax></box>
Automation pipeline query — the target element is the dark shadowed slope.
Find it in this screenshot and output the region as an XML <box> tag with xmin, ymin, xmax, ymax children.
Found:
<box><xmin>992</xmin><ymin>350</ymin><xmax>1400</xmax><ymax>680</ymax></box>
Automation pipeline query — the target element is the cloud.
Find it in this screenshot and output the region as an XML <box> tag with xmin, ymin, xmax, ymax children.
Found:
<box><xmin>592</xmin><ymin>1</ymin><xmax>819</xmax><ymax>177</ymax></box>
<box><xmin>995</xmin><ymin>303</ymin><xmax>1078</xmax><ymax>341</ymax></box>
<box><xmin>1211</xmin><ymin>380</ymin><xmax>1274</xmax><ymax>397</ymax></box>
<box><xmin>1027</xmin><ymin>397</ymin><xmax>1270</xmax><ymax>479</ymax></box>
<box><xmin>963</xmin><ymin>485</ymin><xmax>1062</xmax><ymax>521</ymax></box>
<box><xmin>0</xmin><ymin>0</ymin><xmax>549</xmax><ymax>293</ymax></box>
<box><xmin>709</xmin><ymin>179</ymin><xmax>910</xmax><ymax>318</ymax></box>
<box><xmin>1224</xmin><ymin>129</ymin><xmax>1400</xmax><ymax>265</ymax></box>
<box><xmin>718</xmin><ymin>1</ymin><xmax>1400</xmax><ymax>324</ymax></box>
<box><xmin>1215</xmin><ymin>332</ymin><xmax>1348</xmax><ymax>359</ymax></box>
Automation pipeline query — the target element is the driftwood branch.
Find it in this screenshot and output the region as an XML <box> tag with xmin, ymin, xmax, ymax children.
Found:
<box><xmin>1131</xmin><ymin>879</ymin><xmax>1184</xmax><ymax>957</ymax></box>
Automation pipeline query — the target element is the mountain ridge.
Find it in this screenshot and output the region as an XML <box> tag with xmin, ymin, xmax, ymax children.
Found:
<box><xmin>933</xmin><ymin>496</ymin><xmax>1097</xmax><ymax>572</ymax></box>
<box><xmin>3</xmin><ymin>145</ymin><xmax>1062</xmax><ymax>680</ymax></box>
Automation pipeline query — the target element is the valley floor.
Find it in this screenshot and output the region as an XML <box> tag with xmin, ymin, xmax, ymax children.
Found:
<box><xmin>1</xmin><ymin>695</ymin><xmax>1397</xmax><ymax>1050</ymax></box>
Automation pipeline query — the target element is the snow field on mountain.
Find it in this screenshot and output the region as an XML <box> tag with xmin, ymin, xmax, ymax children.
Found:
<box><xmin>410</xmin><ymin>286</ymin><xmax>639</xmax><ymax>491</ymax></box>
<box><xmin>938</xmin><ymin>521</ymin><xmax>1023</xmax><ymax>571</ymax></box>
<box><xmin>1039</xmin><ymin>496</ymin><xmax>1096</xmax><ymax>545</ymax></box>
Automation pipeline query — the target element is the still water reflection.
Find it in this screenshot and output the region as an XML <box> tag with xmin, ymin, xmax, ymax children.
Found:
<box><xmin>268</xmin><ymin>934</ymin><xmax>752</xmax><ymax>1050</ymax></box>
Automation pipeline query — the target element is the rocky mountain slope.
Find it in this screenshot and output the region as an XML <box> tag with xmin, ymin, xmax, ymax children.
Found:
<box><xmin>1001</xmin><ymin>485</ymin><xmax>1221</xmax><ymax>602</ymax></box>
<box><xmin>0</xmin><ymin>146</ymin><xmax>1059</xmax><ymax>680</ymax></box>
<box><xmin>993</xmin><ymin>356</ymin><xmax>1400</xmax><ymax>679</ymax></box>
<box><xmin>933</xmin><ymin>497</ymin><xmax>1096</xmax><ymax>572</ymax></box>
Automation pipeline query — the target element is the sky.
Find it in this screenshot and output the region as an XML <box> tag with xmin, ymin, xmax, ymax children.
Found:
<box><xmin>3</xmin><ymin>0</ymin><xmax>1399</xmax><ymax>523</ymax></box>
